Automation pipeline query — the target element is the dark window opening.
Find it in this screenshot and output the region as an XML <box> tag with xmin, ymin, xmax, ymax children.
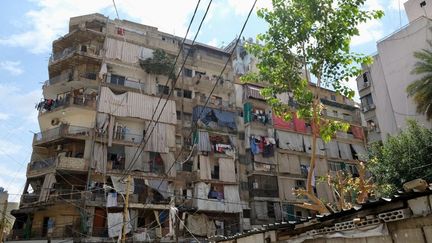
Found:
<box><xmin>158</xmin><ymin>85</ymin><xmax>170</xmax><ymax>95</ymax></box>
<box><xmin>267</xmin><ymin>202</ymin><xmax>275</xmax><ymax>218</ymax></box>
<box><xmin>363</xmin><ymin>72</ymin><xmax>368</xmax><ymax>83</ymax></box>
<box><xmin>243</xmin><ymin>209</ymin><xmax>251</xmax><ymax>218</ymax></box>
<box><xmin>184</xmin><ymin>68</ymin><xmax>193</xmax><ymax>77</ymax></box>
<box><xmin>331</xmin><ymin>94</ymin><xmax>336</xmax><ymax>101</ymax></box>
<box><xmin>110</xmin><ymin>74</ymin><xmax>125</xmax><ymax>86</ymax></box>
<box><xmin>183</xmin><ymin>90</ymin><xmax>192</xmax><ymax>99</ymax></box>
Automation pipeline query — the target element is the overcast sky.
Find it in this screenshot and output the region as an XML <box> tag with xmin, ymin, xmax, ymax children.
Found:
<box><xmin>0</xmin><ymin>0</ymin><xmax>409</xmax><ymax>201</ymax></box>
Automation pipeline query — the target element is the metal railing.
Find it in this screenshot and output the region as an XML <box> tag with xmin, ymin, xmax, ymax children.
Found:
<box><xmin>36</xmin><ymin>94</ymin><xmax>96</xmax><ymax>114</ymax></box>
<box><xmin>33</xmin><ymin>124</ymin><xmax>93</xmax><ymax>145</ymax></box>
<box><xmin>106</xmin><ymin>74</ymin><xmax>146</xmax><ymax>90</ymax></box>
<box><xmin>44</xmin><ymin>71</ymin><xmax>98</xmax><ymax>87</ymax></box>
<box><xmin>49</xmin><ymin>45</ymin><xmax>102</xmax><ymax>64</ymax></box>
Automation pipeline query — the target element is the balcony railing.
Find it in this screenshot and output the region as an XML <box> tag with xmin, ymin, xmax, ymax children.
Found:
<box><xmin>12</xmin><ymin>225</ymin><xmax>77</xmax><ymax>240</ymax></box>
<box><xmin>106</xmin><ymin>74</ymin><xmax>146</xmax><ymax>90</ymax></box>
<box><xmin>27</xmin><ymin>158</ymin><xmax>56</xmax><ymax>177</ymax></box>
<box><xmin>33</xmin><ymin>124</ymin><xmax>92</xmax><ymax>145</ymax></box>
<box><xmin>27</xmin><ymin>156</ymin><xmax>88</xmax><ymax>177</ymax></box>
<box><xmin>44</xmin><ymin>71</ymin><xmax>98</xmax><ymax>87</ymax></box>
<box><xmin>49</xmin><ymin>45</ymin><xmax>102</xmax><ymax>64</ymax></box>
<box><xmin>250</xmin><ymin>189</ymin><xmax>279</xmax><ymax>198</ymax></box>
<box><xmin>20</xmin><ymin>194</ymin><xmax>39</xmax><ymax>204</ymax></box>
<box><xmin>57</xmin><ymin>156</ymin><xmax>88</xmax><ymax>171</ymax></box>
<box><xmin>36</xmin><ymin>94</ymin><xmax>96</xmax><ymax>114</ymax></box>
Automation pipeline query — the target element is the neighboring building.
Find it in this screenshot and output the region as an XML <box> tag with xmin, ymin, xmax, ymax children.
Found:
<box><xmin>0</xmin><ymin>188</ymin><xmax>19</xmax><ymax>241</ymax></box>
<box><xmin>232</xmin><ymin>40</ymin><xmax>367</xmax><ymax>229</ymax></box>
<box><xmin>357</xmin><ymin>0</ymin><xmax>432</xmax><ymax>144</ymax></box>
<box><xmin>10</xmin><ymin>14</ymin><xmax>367</xmax><ymax>242</ymax></box>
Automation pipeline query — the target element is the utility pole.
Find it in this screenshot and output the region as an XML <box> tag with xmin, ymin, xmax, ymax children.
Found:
<box><xmin>121</xmin><ymin>175</ymin><xmax>131</xmax><ymax>243</ymax></box>
<box><xmin>0</xmin><ymin>199</ymin><xmax>8</xmax><ymax>243</ymax></box>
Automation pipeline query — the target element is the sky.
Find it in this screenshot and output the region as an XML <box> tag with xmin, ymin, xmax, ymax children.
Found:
<box><xmin>0</xmin><ymin>0</ymin><xmax>409</xmax><ymax>202</ymax></box>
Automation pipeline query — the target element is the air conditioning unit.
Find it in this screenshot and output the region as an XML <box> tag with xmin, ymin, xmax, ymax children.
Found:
<box><xmin>369</xmin><ymin>104</ymin><xmax>376</xmax><ymax>109</ymax></box>
<box><xmin>362</xmin><ymin>106</ymin><xmax>369</xmax><ymax>112</ymax></box>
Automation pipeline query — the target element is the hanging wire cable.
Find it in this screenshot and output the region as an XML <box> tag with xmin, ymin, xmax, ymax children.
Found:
<box><xmin>121</xmin><ymin>0</ymin><xmax>213</xmax><ymax>179</ymax></box>
<box><xmin>123</xmin><ymin>0</ymin><xmax>202</xmax><ymax>175</ymax></box>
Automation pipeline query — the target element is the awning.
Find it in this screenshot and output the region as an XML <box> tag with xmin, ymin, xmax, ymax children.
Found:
<box><xmin>193</xmin><ymin>106</ymin><xmax>237</xmax><ymax>130</ymax></box>
<box><xmin>111</xmin><ymin>175</ymin><xmax>135</xmax><ymax>194</ymax></box>
<box><xmin>146</xmin><ymin>179</ymin><xmax>169</xmax><ymax>199</ymax></box>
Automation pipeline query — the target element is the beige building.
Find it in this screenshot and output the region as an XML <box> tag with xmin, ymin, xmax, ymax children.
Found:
<box><xmin>10</xmin><ymin>14</ymin><xmax>367</xmax><ymax>242</ymax></box>
<box><xmin>357</xmin><ymin>0</ymin><xmax>432</xmax><ymax>144</ymax></box>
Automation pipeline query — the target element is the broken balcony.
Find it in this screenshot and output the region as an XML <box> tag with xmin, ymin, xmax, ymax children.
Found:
<box><xmin>43</xmin><ymin>70</ymin><xmax>98</xmax><ymax>88</ymax></box>
<box><xmin>33</xmin><ymin>124</ymin><xmax>92</xmax><ymax>146</ymax></box>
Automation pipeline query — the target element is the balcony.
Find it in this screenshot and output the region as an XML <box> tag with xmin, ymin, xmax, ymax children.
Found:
<box><xmin>27</xmin><ymin>156</ymin><xmax>88</xmax><ymax>177</ymax></box>
<box><xmin>249</xmin><ymin>188</ymin><xmax>279</xmax><ymax>198</ymax></box>
<box><xmin>20</xmin><ymin>194</ymin><xmax>39</xmax><ymax>205</ymax></box>
<box><xmin>26</xmin><ymin>158</ymin><xmax>56</xmax><ymax>177</ymax></box>
<box><xmin>36</xmin><ymin>93</ymin><xmax>96</xmax><ymax>115</ymax></box>
<box><xmin>49</xmin><ymin>45</ymin><xmax>102</xmax><ymax>65</ymax></box>
<box><xmin>43</xmin><ymin>71</ymin><xmax>98</xmax><ymax>87</ymax></box>
<box><xmin>57</xmin><ymin>156</ymin><xmax>88</xmax><ymax>172</ymax></box>
<box><xmin>33</xmin><ymin>124</ymin><xmax>92</xmax><ymax>146</ymax></box>
<box><xmin>105</xmin><ymin>74</ymin><xmax>146</xmax><ymax>91</ymax></box>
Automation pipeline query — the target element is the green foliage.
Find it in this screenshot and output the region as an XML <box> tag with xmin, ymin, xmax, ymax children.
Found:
<box><xmin>407</xmin><ymin>40</ymin><xmax>432</xmax><ymax>120</ymax></box>
<box><xmin>139</xmin><ymin>49</ymin><xmax>176</xmax><ymax>79</ymax></box>
<box><xmin>367</xmin><ymin>120</ymin><xmax>432</xmax><ymax>196</ymax></box>
<box><xmin>242</xmin><ymin>0</ymin><xmax>383</xmax><ymax>139</ymax></box>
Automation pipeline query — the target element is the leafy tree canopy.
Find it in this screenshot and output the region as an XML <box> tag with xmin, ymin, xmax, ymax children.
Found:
<box><xmin>243</xmin><ymin>0</ymin><xmax>383</xmax><ymax>141</ymax></box>
<box><xmin>139</xmin><ymin>49</ymin><xmax>175</xmax><ymax>79</ymax></box>
<box><xmin>241</xmin><ymin>0</ymin><xmax>383</xmax><ymax>213</ymax></box>
<box><xmin>368</xmin><ymin>120</ymin><xmax>432</xmax><ymax>196</ymax></box>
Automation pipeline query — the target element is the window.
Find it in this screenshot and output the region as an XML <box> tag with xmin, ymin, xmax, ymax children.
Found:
<box><xmin>363</xmin><ymin>72</ymin><xmax>369</xmax><ymax>83</ymax></box>
<box><xmin>175</xmin><ymin>135</ymin><xmax>182</xmax><ymax>145</ymax></box>
<box><xmin>176</xmin><ymin>111</ymin><xmax>181</xmax><ymax>120</ymax></box>
<box><xmin>329</xmin><ymin>161</ymin><xmax>344</xmax><ymax>171</ymax></box>
<box><xmin>300</xmin><ymin>165</ymin><xmax>308</xmax><ymax>177</ymax></box>
<box><xmin>183</xmin><ymin>90</ymin><xmax>192</xmax><ymax>99</ymax></box>
<box><xmin>195</xmin><ymin>71</ymin><xmax>206</xmax><ymax>77</ymax></box>
<box><xmin>158</xmin><ymin>85</ymin><xmax>170</xmax><ymax>95</ymax></box>
<box><xmin>295</xmin><ymin>180</ymin><xmax>306</xmax><ymax>189</ymax></box>
<box><xmin>296</xmin><ymin>211</ymin><xmax>302</xmax><ymax>218</ymax></box>
<box><xmin>243</xmin><ymin>209</ymin><xmax>251</xmax><ymax>218</ymax></box>
<box><xmin>342</xmin><ymin>113</ymin><xmax>352</xmax><ymax>121</ymax></box>
<box><xmin>346</xmin><ymin>163</ymin><xmax>359</xmax><ymax>177</ymax></box>
<box><xmin>183</xmin><ymin>112</ymin><xmax>192</xmax><ymax>122</ymax></box>
<box><xmin>331</xmin><ymin>94</ymin><xmax>336</xmax><ymax>101</ymax></box>
<box><xmin>361</xmin><ymin>94</ymin><xmax>374</xmax><ymax>107</ymax></box>
<box><xmin>175</xmin><ymin>89</ymin><xmax>182</xmax><ymax>97</ymax></box>
<box><xmin>184</xmin><ymin>68</ymin><xmax>193</xmax><ymax>77</ymax></box>
<box><xmin>333</xmin><ymin>110</ymin><xmax>338</xmax><ymax>117</ymax></box>
<box><xmin>267</xmin><ymin>202</ymin><xmax>275</xmax><ymax>218</ymax></box>
<box><xmin>110</xmin><ymin>74</ymin><xmax>125</xmax><ymax>86</ymax></box>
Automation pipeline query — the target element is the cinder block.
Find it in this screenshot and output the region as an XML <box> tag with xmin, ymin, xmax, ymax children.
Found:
<box><xmin>408</xmin><ymin>196</ymin><xmax>431</xmax><ymax>216</ymax></box>
<box><xmin>378</xmin><ymin>208</ymin><xmax>411</xmax><ymax>222</ymax></box>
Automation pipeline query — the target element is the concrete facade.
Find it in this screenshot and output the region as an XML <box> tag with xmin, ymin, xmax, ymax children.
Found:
<box><xmin>10</xmin><ymin>14</ymin><xmax>367</xmax><ymax>242</ymax></box>
<box><xmin>357</xmin><ymin>1</ymin><xmax>432</xmax><ymax>144</ymax></box>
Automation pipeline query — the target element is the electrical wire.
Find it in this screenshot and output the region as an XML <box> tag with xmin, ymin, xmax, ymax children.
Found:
<box><xmin>121</xmin><ymin>0</ymin><xmax>213</xmax><ymax>179</ymax></box>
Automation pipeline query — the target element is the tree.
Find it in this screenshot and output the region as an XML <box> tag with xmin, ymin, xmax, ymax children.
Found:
<box><xmin>407</xmin><ymin>41</ymin><xmax>432</xmax><ymax>120</ymax></box>
<box><xmin>243</xmin><ymin>0</ymin><xmax>383</xmax><ymax>213</ymax></box>
<box><xmin>139</xmin><ymin>49</ymin><xmax>176</xmax><ymax>79</ymax></box>
<box><xmin>367</xmin><ymin>120</ymin><xmax>432</xmax><ymax>196</ymax></box>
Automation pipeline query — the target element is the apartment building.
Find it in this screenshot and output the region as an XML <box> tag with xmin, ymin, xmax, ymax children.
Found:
<box><xmin>10</xmin><ymin>14</ymin><xmax>367</xmax><ymax>242</ymax></box>
<box><xmin>231</xmin><ymin>41</ymin><xmax>367</xmax><ymax>227</ymax></box>
<box><xmin>357</xmin><ymin>0</ymin><xmax>432</xmax><ymax>144</ymax></box>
